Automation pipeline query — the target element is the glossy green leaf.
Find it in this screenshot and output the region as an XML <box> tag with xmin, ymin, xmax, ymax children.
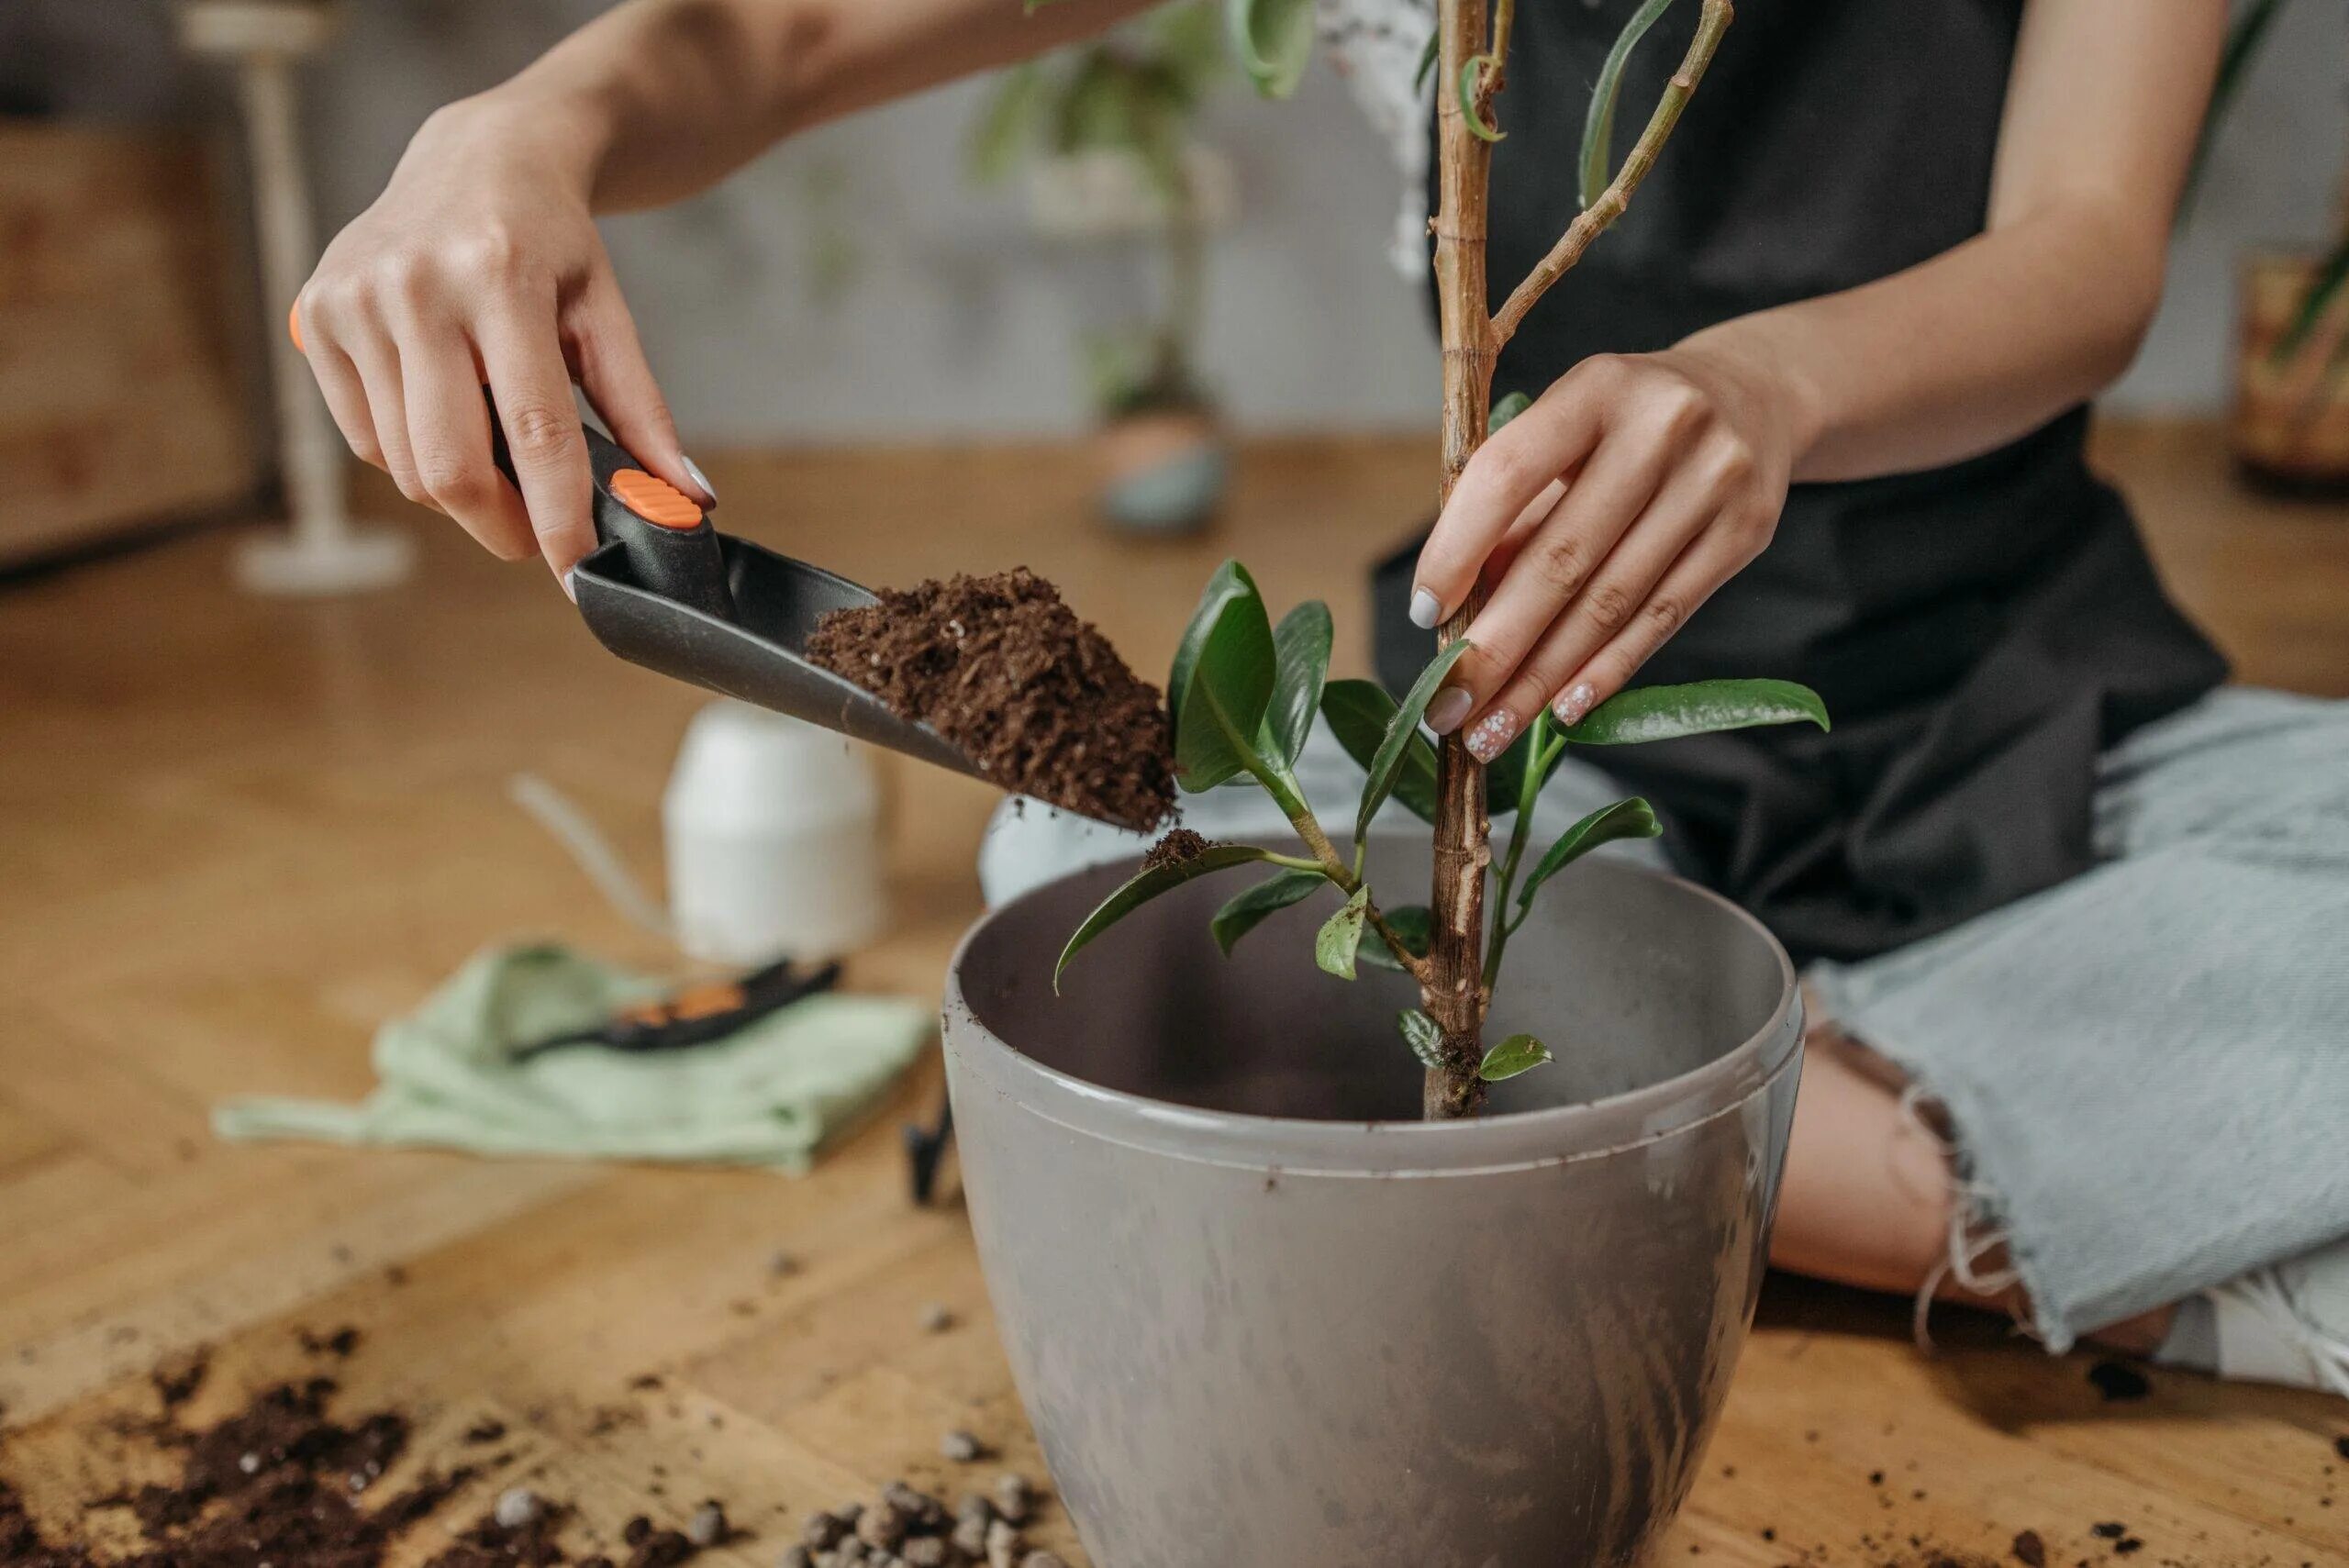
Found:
<box><xmin>1457</xmin><ymin>56</ymin><xmax>1504</xmax><ymax>142</ymax></box>
<box><xmin>1225</xmin><ymin>0</ymin><xmax>1314</xmax><ymax>98</ymax></box>
<box><xmin>1209</xmin><ymin>868</ymin><xmax>1329</xmax><ymax>956</ymax></box>
<box><xmin>1560</xmin><ymin>679</ymin><xmax>1828</xmax><ymax>746</ymax></box>
<box><xmin>1516</xmin><ymin>797</ymin><xmax>1660</xmax><ymax>913</ymax></box>
<box><xmin>1483</xmin><ymin>721</ymin><xmax>1538</xmax><ymax>817</ymax></box>
<box><xmin>1397</xmin><ymin>1008</ymin><xmax>1445</xmax><ymax>1070</ymax></box>
<box><xmin>1265</xmin><ymin>599</ymin><xmax>1332</xmax><ymax>768</ymax></box>
<box><xmin>968</xmin><ymin>63</ymin><xmax>1050</xmax><ymax>184</ymax></box>
<box><xmin>1357</xmin><ymin>640</ymin><xmax>1472</xmax><ymax>841</ymax></box>
<box><xmin>1360</xmin><ymin>905</ymin><xmax>1433</xmax><ymax>973</ymax></box>
<box><xmin>1056</xmin><ymin>842</ymin><xmax>1279</xmax><ymax>989</ymax></box>
<box><xmin>1168</xmin><ymin>560</ymin><xmax>1277</xmax><ymax>791</ymax></box>
<box><xmin>1478</xmin><ymin>1033</ymin><xmax>1553</xmax><ymax>1082</ymax></box>
<box><xmin>1315</xmin><ymin>884</ymin><xmax>1370</xmax><ymax>979</ymax></box>
<box><xmin>1321</xmin><ymin>679</ymin><xmax>1439</xmax><ymax>824</ymax></box>
<box><xmin>1487</xmin><ymin>391</ymin><xmax>1532</xmax><ymax>434</ymax></box>
<box><xmin>1413</xmin><ymin>27</ymin><xmax>1441</xmax><ymax>91</ymax></box>
<box><xmin>1578</xmin><ymin>0</ymin><xmax>1675</xmax><ymax>207</ymax></box>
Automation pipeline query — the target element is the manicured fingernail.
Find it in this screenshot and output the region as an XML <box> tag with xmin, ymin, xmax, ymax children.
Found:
<box><xmin>1553</xmin><ymin>681</ymin><xmax>1597</xmax><ymax>726</ymax></box>
<box><xmin>560</xmin><ymin>568</ymin><xmax>578</xmax><ymax>603</ymax></box>
<box><xmin>1465</xmin><ymin>708</ymin><xmax>1519</xmax><ymax>763</ymax></box>
<box><xmin>1408</xmin><ymin>587</ymin><xmax>1442</xmax><ymax>630</ymax></box>
<box><xmin>681</xmin><ymin>454</ymin><xmax>717</xmax><ymax>504</ymax></box>
<box><xmin>1425</xmin><ymin>686</ymin><xmax>1474</xmax><ymax>735</ymax></box>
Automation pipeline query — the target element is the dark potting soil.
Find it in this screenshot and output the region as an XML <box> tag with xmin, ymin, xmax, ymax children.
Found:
<box><xmin>804</xmin><ymin>568</ymin><xmax>1176</xmax><ymax>831</ymax></box>
<box><xmin>1141</xmin><ymin>828</ymin><xmax>1210</xmax><ymax>872</ymax></box>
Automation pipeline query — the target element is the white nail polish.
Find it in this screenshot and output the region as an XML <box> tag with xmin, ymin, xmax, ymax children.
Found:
<box><xmin>1465</xmin><ymin>708</ymin><xmax>1520</xmax><ymax>764</ymax></box>
<box><xmin>1408</xmin><ymin>588</ymin><xmax>1442</xmax><ymax>630</ymax></box>
<box><xmin>1425</xmin><ymin>686</ymin><xmax>1475</xmax><ymax>736</ymax></box>
<box><xmin>1553</xmin><ymin>681</ymin><xmax>1597</xmax><ymax>727</ymax></box>
<box><xmin>560</xmin><ymin>568</ymin><xmax>578</xmax><ymax>604</ymax></box>
<box><xmin>682</xmin><ymin>455</ymin><xmax>717</xmax><ymax>504</ymax></box>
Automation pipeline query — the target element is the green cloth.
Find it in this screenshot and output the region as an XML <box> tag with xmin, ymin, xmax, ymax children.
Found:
<box><xmin>214</xmin><ymin>944</ymin><xmax>932</xmax><ymax>1173</ymax></box>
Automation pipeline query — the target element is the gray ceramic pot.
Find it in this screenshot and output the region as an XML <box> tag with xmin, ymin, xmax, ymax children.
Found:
<box><xmin>941</xmin><ymin>838</ymin><xmax>1802</xmax><ymax>1568</ymax></box>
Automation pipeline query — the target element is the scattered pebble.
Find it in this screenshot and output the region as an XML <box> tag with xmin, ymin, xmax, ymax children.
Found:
<box><xmin>686</xmin><ymin>1500</ymin><xmax>729</xmax><ymax>1548</ymax></box>
<box><xmin>494</xmin><ymin>1486</ymin><xmax>543</xmax><ymax>1530</ymax></box>
<box><xmin>238</xmin><ymin>1451</ymin><xmax>262</xmax><ymax>1475</ymax></box>
<box><xmin>991</xmin><ymin>1474</ymin><xmax>1031</xmax><ymax>1527</ymax></box>
<box><xmin>2010</xmin><ymin>1528</ymin><xmax>2046</xmax><ymax>1567</ymax></box>
<box><xmin>919</xmin><ymin>1303</ymin><xmax>955</xmax><ymax>1334</ymax></box>
<box><xmin>769</xmin><ymin>1251</ymin><xmax>803</xmax><ymax>1278</ymax></box>
<box><xmin>780</xmin><ymin>1550</ymin><xmax>813</xmax><ymax>1568</ymax></box>
<box><xmin>984</xmin><ymin>1517</ymin><xmax>1022</xmax><ymax>1568</ymax></box>
<box><xmin>939</xmin><ymin>1429</ymin><xmax>985</xmax><ymax>1463</ymax></box>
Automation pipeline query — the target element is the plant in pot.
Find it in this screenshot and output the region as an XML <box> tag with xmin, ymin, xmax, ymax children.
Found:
<box><xmin>2197</xmin><ymin>0</ymin><xmax>2349</xmax><ymax>491</ymax></box>
<box><xmin>967</xmin><ymin>1</ymin><xmax>1234</xmax><ymax>534</ymax></box>
<box><xmin>941</xmin><ymin>1</ymin><xmax>1824</xmax><ymax>1562</ymax></box>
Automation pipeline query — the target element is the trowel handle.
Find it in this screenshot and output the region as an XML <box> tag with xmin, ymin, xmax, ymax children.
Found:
<box><xmin>284</xmin><ymin>306</ymin><xmax>734</xmax><ymax>620</ymax></box>
<box><xmin>493</xmin><ymin>409</ymin><xmax>737</xmax><ymax>622</ymax></box>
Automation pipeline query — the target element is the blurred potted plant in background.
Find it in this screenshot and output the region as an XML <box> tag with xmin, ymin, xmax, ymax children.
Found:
<box><xmin>2199</xmin><ymin>0</ymin><xmax>2349</xmax><ymax>493</ymax></box>
<box><xmin>967</xmin><ymin>1</ymin><xmax>1236</xmax><ymax>535</ymax></box>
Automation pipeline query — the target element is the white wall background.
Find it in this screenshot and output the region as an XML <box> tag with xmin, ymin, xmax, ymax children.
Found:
<box><xmin>13</xmin><ymin>0</ymin><xmax>2345</xmax><ymax>438</ymax></box>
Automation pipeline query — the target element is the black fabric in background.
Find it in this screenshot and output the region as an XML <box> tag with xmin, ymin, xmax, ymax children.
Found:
<box><xmin>1375</xmin><ymin>0</ymin><xmax>2225</xmax><ymax>965</ymax></box>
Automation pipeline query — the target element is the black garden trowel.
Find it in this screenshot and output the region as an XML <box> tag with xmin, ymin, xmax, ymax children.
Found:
<box><xmin>506</xmin><ymin>419</ymin><xmax>1004</xmax><ymax>787</ymax></box>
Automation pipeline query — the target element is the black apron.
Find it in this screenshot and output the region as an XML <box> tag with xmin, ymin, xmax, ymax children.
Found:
<box><xmin>1373</xmin><ymin>0</ymin><xmax>2226</xmax><ymax>965</ymax></box>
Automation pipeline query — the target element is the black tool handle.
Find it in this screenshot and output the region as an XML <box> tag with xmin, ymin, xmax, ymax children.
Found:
<box><xmin>489</xmin><ymin>406</ymin><xmax>735</xmax><ymax>622</ymax></box>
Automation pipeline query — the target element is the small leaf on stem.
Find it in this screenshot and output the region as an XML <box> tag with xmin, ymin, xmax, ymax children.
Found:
<box><xmin>1413</xmin><ymin>26</ymin><xmax>1442</xmax><ymax>92</ymax></box>
<box><xmin>1168</xmin><ymin>560</ymin><xmax>1278</xmax><ymax>791</ymax></box>
<box><xmin>1487</xmin><ymin>391</ymin><xmax>1532</xmax><ymax>433</ymax></box>
<box><xmin>1397</xmin><ymin>1008</ymin><xmax>1445</xmax><ymax>1070</ymax></box>
<box><xmin>1360</xmin><ymin>904</ymin><xmax>1433</xmax><ymax>973</ymax></box>
<box><xmin>1322</xmin><ymin>680</ymin><xmax>1439</xmax><ymax>824</ymax></box>
<box><xmin>1457</xmin><ymin>56</ymin><xmax>1504</xmax><ymax>142</ymax></box>
<box><xmin>1560</xmin><ymin>679</ymin><xmax>1829</xmax><ymax>746</ymax></box>
<box><xmin>1315</xmin><ymin>884</ymin><xmax>1371</xmax><ymax>979</ymax></box>
<box><xmin>1516</xmin><ymin>797</ymin><xmax>1660</xmax><ymax>913</ymax></box>
<box><xmin>1265</xmin><ymin>599</ymin><xmax>1333</xmax><ymax>768</ymax></box>
<box><xmin>1356</xmin><ymin>640</ymin><xmax>1472</xmax><ymax>842</ymax></box>
<box><xmin>1210</xmin><ymin>868</ymin><xmax>1330</xmax><ymax>956</ymax></box>
<box><xmin>1578</xmin><ymin>0</ymin><xmax>1677</xmax><ymax>209</ymax></box>
<box><xmin>1478</xmin><ymin>1033</ymin><xmax>1553</xmax><ymax>1082</ymax></box>
<box><xmin>1056</xmin><ymin>843</ymin><xmax>1283</xmax><ymax>990</ymax></box>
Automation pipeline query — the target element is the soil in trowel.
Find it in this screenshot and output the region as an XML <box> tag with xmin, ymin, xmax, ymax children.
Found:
<box><xmin>805</xmin><ymin>568</ymin><xmax>1176</xmax><ymax>831</ymax></box>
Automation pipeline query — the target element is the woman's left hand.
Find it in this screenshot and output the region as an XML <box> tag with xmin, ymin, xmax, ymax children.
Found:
<box><xmin>1410</xmin><ymin>343</ymin><xmax>1809</xmax><ymax>761</ymax></box>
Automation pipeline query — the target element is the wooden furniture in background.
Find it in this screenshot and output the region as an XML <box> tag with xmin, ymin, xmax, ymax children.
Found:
<box><xmin>0</xmin><ymin>429</ymin><xmax>2342</xmax><ymax>1568</ymax></box>
<box><xmin>0</xmin><ymin>123</ymin><xmax>260</xmax><ymax>567</ymax></box>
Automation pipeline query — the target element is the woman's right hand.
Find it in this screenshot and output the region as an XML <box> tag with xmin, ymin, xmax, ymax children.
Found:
<box><xmin>294</xmin><ymin>94</ymin><xmax>712</xmax><ymax>589</ymax></box>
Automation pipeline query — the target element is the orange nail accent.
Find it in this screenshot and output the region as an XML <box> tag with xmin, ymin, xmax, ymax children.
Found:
<box><xmin>609</xmin><ymin>468</ymin><xmax>703</xmax><ymax>530</ymax></box>
<box><xmin>287</xmin><ymin>302</ymin><xmax>304</xmax><ymax>352</ymax></box>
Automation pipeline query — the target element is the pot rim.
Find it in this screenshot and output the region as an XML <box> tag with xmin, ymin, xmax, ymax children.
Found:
<box><xmin>942</xmin><ymin>857</ymin><xmax>1803</xmax><ymax>1176</ymax></box>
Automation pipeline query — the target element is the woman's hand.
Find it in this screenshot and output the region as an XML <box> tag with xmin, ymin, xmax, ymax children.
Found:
<box><xmin>294</xmin><ymin>95</ymin><xmax>710</xmax><ymax>588</ymax></box>
<box><xmin>1410</xmin><ymin>344</ymin><xmax>1811</xmax><ymax>760</ymax></box>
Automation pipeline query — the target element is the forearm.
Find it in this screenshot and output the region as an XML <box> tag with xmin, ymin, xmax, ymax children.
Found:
<box><xmin>447</xmin><ymin>0</ymin><xmax>1152</xmax><ymax>214</ymax></box>
<box><xmin>1678</xmin><ymin>197</ymin><xmax>2167</xmax><ymax>484</ymax></box>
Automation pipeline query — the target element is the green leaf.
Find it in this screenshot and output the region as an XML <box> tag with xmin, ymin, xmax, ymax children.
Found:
<box><xmin>1315</xmin><ymin>884</ymin><xmax>1370</xmax><ymax>979</ymax></box>
<box><xmin>1561</xmin><ymin>679</ymin><xmax>1829</xmax><ymax>746</ymax></box>
<box><xmin>1209</xmin><ymin>868</ymin><xmax>1328</xmax><ymax>956</ymax></box>
<box><xmin>1483</xmin><ymin>722</ymin><xmax>1537</xmax><ymax>817</ymax></box>
<box><xmin>2273</xmin><ymin>228</ymin><xmax>2349</xmax><ymax>369</ymax></box>
<box><xmin>1457</xmin><ymin>56</ymin><xmax>1504</xmax><ymax>143</ymax></box>
<box><xmin>1225</xmin><ymin>0</ymin><xmax>1314</xmax><ymax>98</ymax></box>
<box><xmin>1516</xmin><ymin>797</ymin><xmax>1660</xmax><ymax>913</ymax></box>
<box><xmin>2182</xmin><ymin>0</ymin><xmax>2293</xmax><ymax>225</ymax></box>
<box><xmin>1321</xmin><ymin>679</ymin><xmax>1439</xmax><ymax>824</ymax></box>
<box><xmin>1151</xmin><ymin>1</ymin><xmax>1230</xmax><ymax>98</ymax></box>
<box><xmin>1413</xmin><ymin>27</ymin><xmax>1441</xmax><ymax>92</ymax></box>
<box><xmin>1056</xmin><ymin>842</ymin><xmax>1280</xmax><ymax>989</ymax></box>
<box><xmin>1579</xmin><ymin>0</ymin><xmax>1675</xmax><ymax>208</ymax></box>
<box><xmin>1357</xmin><ymin>640</ymin><xmax>1472</xmax><ymax>842</ymax></box>
<box><xmin>967</xmin><ymin>62</ymin><xmax>1051</xmax><ymax>185</ymax></box>
<box><xmin>1360</xmin><ymin>905</ymin><xmax>1432</xmax><ymax>973</ymax></box>
<box><xmin>1397</xmin><ymin>1008</ymin><xmax>1445</xmax><ymax>1070</ymax></box>
<box><xmin>1168</xmin><ymin>560</ymin><xmax>1278</xmax><ymax>791</ymax></box>
<box><xmin>1487</xmin><ymin>391</ymin><xmax>1531</xmax><ymax>434</ymax></box>
<box><xmin>1478</xmin><ymin>1033</ymin><xmax>1553</xmax><ymax>1082</ymax></box>
<box><xmin>1265</xmin><ymin>600</ymin><xmax>1332</xmax><ymax>768</ymax></box>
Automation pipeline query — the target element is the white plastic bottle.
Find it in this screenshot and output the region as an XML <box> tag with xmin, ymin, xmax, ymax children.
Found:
<box><xmin>662</xmin><ymin>700</ymin><xmax>886</xmax><ymax>963</ymax></box>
